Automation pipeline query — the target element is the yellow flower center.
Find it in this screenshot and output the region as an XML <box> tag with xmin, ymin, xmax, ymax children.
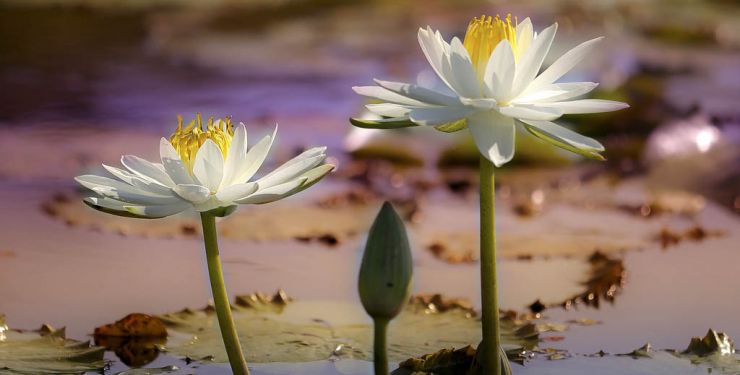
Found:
<box><xmin>463</xmin><ymin>14</ymin><xmax>517</xmax><ymax>79</ymax></box>
<box><xmin>169</xmin><ymin>113</ymin><xmax>234</xmax><ymax>171</ymax></box>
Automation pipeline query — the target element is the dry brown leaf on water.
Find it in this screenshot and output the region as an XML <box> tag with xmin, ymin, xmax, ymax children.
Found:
<box><xmin>94</xmin><ymin>313</ymin><xmax>167</xmax><ymax>338</ymax></box>
<box><xmin>655</xmin><ymin>225</ymin><xmax>725</xmax><ymax>249</ymax></box>
<box><xmin>527</xmin><ymin>251</ymin><xmax>625</xmax><ymax>313</ymax></box>
<box><xmin>93</xmin><ymin>313</ymin><xmax>168</xmax><ymax>367</ymax></box>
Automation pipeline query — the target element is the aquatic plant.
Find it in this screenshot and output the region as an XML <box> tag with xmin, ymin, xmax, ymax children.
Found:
<box><xmin>351</xmin><ymin>14</ymin><xmax>628</xmax><ymax>375</ymax></box>
<box><xmin>75</xmin><ymin>114</ymin><xmax>333</xmax><ymax>375</ymax></box>
<box><xmin>358</xmin><ymin>202</ymin><xmax>413</xmax><ymax>375</ymax></box>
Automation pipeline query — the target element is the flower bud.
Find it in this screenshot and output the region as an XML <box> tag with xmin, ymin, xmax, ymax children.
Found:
<box><xmin>358</xmin><ymin>202</ymin><xmax>413</xmax><ymax>320</ymax></box>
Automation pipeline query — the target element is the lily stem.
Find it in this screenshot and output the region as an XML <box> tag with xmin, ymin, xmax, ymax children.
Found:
<box><xmin>373</xmin><ymin>318</ymin><xmax>389</xmax><ymax>375</ymax></box>
<box><xmin>479</xmin><ymin>156</ymin><xmax>501</xmax><ymax>375</ymax></box>
<box><xmin>200</xmin><ymin>213</ymin><xmax>250</xmax><ymax>375</ymax></box>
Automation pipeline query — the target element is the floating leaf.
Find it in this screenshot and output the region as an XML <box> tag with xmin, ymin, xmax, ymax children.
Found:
<box><xmin>0</xmin><ymin>316</ymin><xmax>105</xmax><ymax>374</ymax></box>
<box><xmin>160</xmin><ymin>293</ymin><xmax>562</xmax><ymax>366</ymax></box>
<box><xmin>619</xmin><ymin>343</ymin><xmax>654</xmax><ymax>358</ymax></box>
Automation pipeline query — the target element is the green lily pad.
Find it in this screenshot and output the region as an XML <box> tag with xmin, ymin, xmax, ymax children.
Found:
<box><xmin>159</xmin><ymin>293</ymin><xmax>562</xmax><ymax>365</ymax></box>
<box><xmin>0</xmin><ymin>315</ymin><xmax>105</xmax><ymax>374</ymax></box>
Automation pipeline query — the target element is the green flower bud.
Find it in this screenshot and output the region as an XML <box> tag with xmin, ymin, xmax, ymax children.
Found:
<box><xmin>358</xmin><ymin>202</ymin><xmax>413</xmax><ymax>320</ymax></box>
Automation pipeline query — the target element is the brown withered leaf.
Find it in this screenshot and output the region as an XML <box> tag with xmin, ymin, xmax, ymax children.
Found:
<box><xmin>655</xmin><ymin>225</ymin><xmax>725</xmax><ymax>249</ymax></box>
<box><xmin>408</xmin><ymin>294</ymin><xmax>476</xmax><ymax>316</ymax></box>
<box><xmin>94</xmin><ymin>313</ymin><xmax>167</xmax><ymax>338</ymax></box>
<box><xmin>93</xmin><ymin>313</ymin><xmax>168</xmax><ymax>367</ymax></box>
<box><xmin>683</xmin><ymin>329</ymin><xmax>735</xmax><ymax>356</ymax></box>
<box><xmin>528</xmin><ymin>251</ymin><xmax>625</xmax><ymax>313</ymax></box>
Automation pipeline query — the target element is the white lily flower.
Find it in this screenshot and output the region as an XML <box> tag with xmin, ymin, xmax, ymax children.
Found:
<box><xmin>76</xmin><ymin>115</ymin><xmax>334</xmax><ymax>218</ymax></box>
<box><xmin>352</xmin><ymin>14</ymin><xmax>629</xmax><ymax>166</ymax></box>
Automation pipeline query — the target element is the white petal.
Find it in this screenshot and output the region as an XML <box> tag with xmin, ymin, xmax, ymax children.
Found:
<box><xmin>418</xmin><ymin>27</ymin><xmax>457</xmax><ymax>92</ymax></box>
<box><xmin>236</xmin><ymin>177</ymin><xmax>307</xmax><ymax>205</ymax></box>
<box><xmin>229</xmin><ymin>126</ymin><xmax>277</xmax><ymax>184</ymax></box>
<box><xmin>220</xmin><ymin>123</ymin><xmax>248</xmax><ymax>188</ymax></box>
<box><xmin>75</xmin><ymin>175</ymin><xmax>181</xmax><ymax>205</ymax></box>
<box><xmin>192</xmin><ymin>139</ymin><xmax>224</xmax><ymax>192</ymax></box>
<box><xmin>498</xmin><ymin>104</ymin><xmax>563</xmax><ymax>121</ymax></box>
<box><xmin>102</xmin><ymin>164</ymin><xmax>136</xmax><ymax>185</ymax></box>
<box><xmin>483</xmin><ymin>40</ymin><xmax>516</xmax><ymax>100</ymax></box>
<box><xmin>460</xmin><ymin>97</ymin><xmax>498</xmax><ymax>110</ymax></box>
<box><xmin>103</xmin><ymin>164</ymin><xmax>173</xmax><ymax>196</ymax></box>
<box><xmin>514</xmin><ymin>82</ymin><xmax>598</xmax><ymax>104</ymax></box>
<box><xmin>520</xmin><ymin>119</ymin><xmax>604</xmax><ymax>151</ymax></box>
<box><xmin>408</xmin><ymin>106</ymin><xmax>473</xmax><ymax>126</ymax></box>
<box><xmin>215</xmin><ymin>182</ymin><xmax>258</xmax><ymax>204</ymax></box>
<box><xmin>83</xmin><ymin>196</ymin><xmax>129</xmax><ymax>214</ymax></box>
<box><xmin>536</xmin><ymin>99</ymin><xmax>629</xmax><ymax>114</ymax></box>
<box><xmin>516</xmin><ymin>18</ymin><xmax>534</xmax><ymax>58</ymax></box>
<box><xmin>352</xmin><ymin>86</ymin><xmax>428</xmax><ymax>106</ymax></box>
<box><xmin>257</xmin><ymin>154</ymin><xmax>325</xmax><ymax>188</ymax></box>
<box><xmin>467</xmin><ymin>111</ymin><xmax>516</xmax><ymax>167</ymax></box>
<box><xmin>84</xmin><ymin>197</ymin><xmax>188</xmax><ymax>218</ymax></box>
<box><xmin>121</xmin><ymin>155</ymin><xmax>175</xmax><ymax>187</ymax></box>
<box><xmin>365</xmin><ymin>103</ymin><xmax>413</xmax><ymax>118</ymax></box>
<box><xmin>447</xmin><ymin>37</ymin><xmax>480</xmax><ymax>98</ymax></box>
<box><xmin>125</xmin><ymin>202</ymin><xmax>190</xmax><ymax>218</ymax></box>
<box><xmin>173</xmin><ymin>184</ymin><xmax>211</xmax><ymax>203</ymax></box>
<box><xmin>511</xmin><ymin>23</ymin><xmax>558</xmax><ymax>98</ymax></box>
<box><xmin>525</xmin><ymin>37</ymin><xmax>603</xmax><ymax>95</ymax></box>
<box><xmin>159</xmin><ymin>138</ymin><xmax>193</xmax><ymax>185</ymax></box>
<box><xmin>374</xmin><ymin>80</ymin><xmax>459</xmax><ymax>106</ymax></box>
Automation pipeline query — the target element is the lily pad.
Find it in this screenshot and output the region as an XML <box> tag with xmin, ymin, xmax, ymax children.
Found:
<box><xmin>0</xmin><ymin>315</ymin><xmax>105</xmax><ymax>374</ymax></box>
<box><xmin>159</xmin><ymin>293</ymin><xmax>563</xmax><ymax>365</ymax></box>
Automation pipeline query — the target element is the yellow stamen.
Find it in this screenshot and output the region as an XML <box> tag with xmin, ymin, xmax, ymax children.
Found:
<box><xmin>169</xmin><ymin>113</ymin><xmax>234</xmax><ymax>172</ymax></box>
<box><xmin>463</xmin><ymin>14</ymin><xmax>517</xmax><ymax>79</ymax></box>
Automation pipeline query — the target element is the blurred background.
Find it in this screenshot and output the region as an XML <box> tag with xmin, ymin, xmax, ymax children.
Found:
<box><xmin>0</xmin><ymin>0</ymin><xmax>738</xmax><ymax>373</ymax></box>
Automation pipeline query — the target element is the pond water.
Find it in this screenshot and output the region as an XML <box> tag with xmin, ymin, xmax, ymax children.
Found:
<box><xmin>1</xmin><ymin>0</ymin><xmax>739</xmax><ymax>374</ymax></box>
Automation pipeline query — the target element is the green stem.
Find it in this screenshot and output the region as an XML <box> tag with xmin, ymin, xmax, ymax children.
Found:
<box><xmin>373</xmin><ymin>318</ymin><xmax>389</xmax><ymax>375</ymax></box>
<box><xmin>200</xmin><ymin>213</ymin><xmax>250</xmax><ymax>375</ymax></box>
<box><xmin>479</xmin><ymin>156</ymin><xmax>501</xmax><ymax>375</ymax></box>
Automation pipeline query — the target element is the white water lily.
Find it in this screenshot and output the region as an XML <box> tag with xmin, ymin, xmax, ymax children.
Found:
<box><xmin>352</xmin><ymin>14</ymin><xmax>629</xmax><ymax>166</ymax></box>
<box><xmin>76</xmin><ymin>115</ymin><xmax>333</xmax><ymax>218</ymax></box>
